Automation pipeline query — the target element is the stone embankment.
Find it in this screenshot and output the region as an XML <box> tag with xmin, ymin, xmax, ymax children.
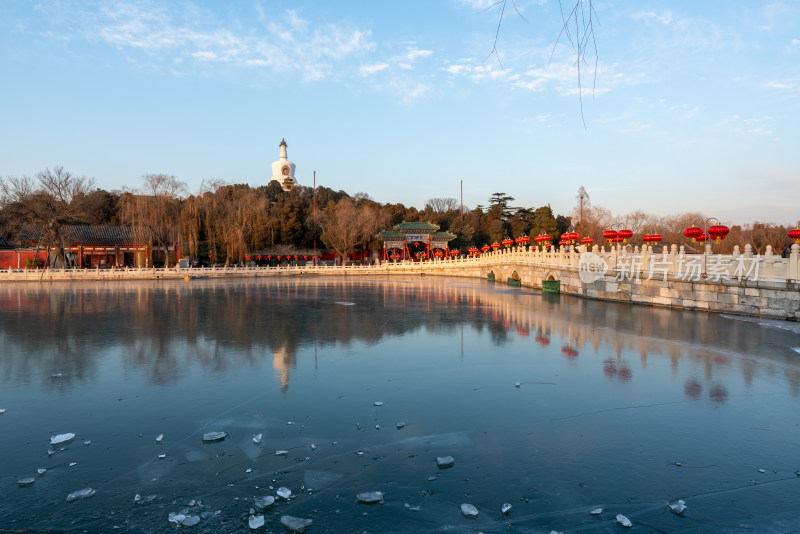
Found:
<box><xmin>1</xmin><ymin>243</ymin><xmax>798</xmax><ymax>320</ymax></box>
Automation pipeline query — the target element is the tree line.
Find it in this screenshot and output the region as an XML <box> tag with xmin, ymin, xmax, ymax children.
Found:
<box><xmin>0</xmin><ymin>167</ymin><xmax>796</xmax><ymax>267</ymax></box>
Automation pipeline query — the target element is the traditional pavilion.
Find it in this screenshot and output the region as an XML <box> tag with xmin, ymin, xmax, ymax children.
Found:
<box><xmin>269</xmin><ymin>138</ymin><xmax>297</xmax><ymax>191</ymax></box>
<box><xmin>379</xmin><ymin>221</ymin><xmax>456</xmax><ymax>261</ymax></box>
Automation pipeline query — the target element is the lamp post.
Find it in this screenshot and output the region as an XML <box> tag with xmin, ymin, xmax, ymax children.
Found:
<box><xmin>685</xmin><ymin>217</ymin><xmax>729</xmax><ymax>276</ymax></box>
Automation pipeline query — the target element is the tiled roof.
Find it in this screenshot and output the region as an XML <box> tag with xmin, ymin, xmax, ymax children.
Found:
<box><xmin>393</xmin><ymin>221</ymin><xmax>440</xmax><ymax>231</ymax></box>
<box><xmin>431</xmin><ymin>231</ymin><xmax>457</xmax><ymax>240</ymax></box>
<box><xmin>17</xmin><ymin>225</ymin><xmax>144</xmax><ymax>245</ymax></box>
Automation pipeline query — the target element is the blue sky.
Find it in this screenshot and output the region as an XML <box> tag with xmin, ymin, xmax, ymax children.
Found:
<box><xmin>1</xmin><ymin>1</ymin><xmax>798</xmax><ymax>225</ymax></box>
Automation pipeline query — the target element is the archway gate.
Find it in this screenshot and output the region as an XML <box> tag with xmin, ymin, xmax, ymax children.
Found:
<box><xmin>379</xmin><ymin>221</ymin><xmax>456</xmax><ymax>262</ymax></box>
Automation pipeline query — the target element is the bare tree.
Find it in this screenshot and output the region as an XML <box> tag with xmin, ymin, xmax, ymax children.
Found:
<box><xmin>425</xmin><ymin>197</ymin><xmax>459</xmax><ymax>215</ymax></box>
<box><xmin>319</xmin><ymin>198</ymin><xmax>388</xmax><ymax>264</ymax></box>
<box><xmin>0</xmin><ymin>166</ymin><xmax>96</xmax><ymax>267</ymax></box>
<box><xmin>118</xmin><ymin>174</ymin><xmax>187</xmax><ymax>267</ymax></box>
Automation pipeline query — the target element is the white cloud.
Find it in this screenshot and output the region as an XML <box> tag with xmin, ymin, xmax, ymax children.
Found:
<box><xmin>360</xmin><ymin>62</ymin><xmax>389</xmax><ymax>75</ymax></box>
<box><xmin>75</xmin><ymin>3</ymin><xmax>375</xmax><ymax>81</ymax></box>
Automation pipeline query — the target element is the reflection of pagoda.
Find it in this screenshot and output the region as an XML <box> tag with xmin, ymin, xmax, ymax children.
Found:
<box><xmin>273</xmin><ymin>345</ymin><xmax>293</xmax><ymax>393</ymax></box>
<box><xmin>379</xmin><ymin>221</ymin><xmax>456</xmax><ymax>261</ymax></box>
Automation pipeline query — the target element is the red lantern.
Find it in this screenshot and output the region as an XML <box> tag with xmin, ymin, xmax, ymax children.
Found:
<box><xmin>684</xmin><ymin>226</ymin><xmax>702</xmax><ymax>242</ymax></box>
<box><xmin>267</xmin><ymin>255</ymin><xmax>271</xmax><ymax>259</ymax></box>
<box><xmin>515</xmin><ymin>235</ymin><xmax>530</xmax><ymax>246</ymax></box>
<box><xmin>642</xmin><ymin>234</ymin><xmax>662</xmax><ymax>247</ymax></box>
<box><xmin>208</xmin><ymin>254</ymin><xmax>213</xmax><ymax>258</ymax></box>
<box><xmin>246</xmin><ymin>255</ymin><xmax>251</xmax><ymax>260</ymax></box>
<box><xmin>481</xmin><ymin>244</ymin><xmax>490</xmax><ymax>253</ymax></box>
<box><xmin>618</xmin><ymin>228</ymin><xmax>633</xmax><ymax>242</ymax></box>
<box><xmin>414</xmin><ymin>241</ymin><xmax>420</xmax><ymax>247</ymax></box>
<box><xmin>695</xmin><ymin>233</ymin><xmax>708</xmax><ymax>244</ymax></box>
<box><xmin>708</xmin><ymin>224</ymin><xmax>729</xmax><ymax>244</ymax></box>
<box><xmin>612</xmin><ymin>236</ymin><xmax>624</xmax><ymax>243</ymax></box>
<box><xmin>580</xmin><ymin>236</ymin><xmax>594</xmax><ymax>246</ymax></box>
<box><xmin>559</xmin><ymin>239</ymin><xmax>569</xmax><ymax>247</ymax></box>
<box><xmin>491</xmin><ymin>242</ymin><xmax>501</xmax><ymax>250</ymax></box>
<box><xmin>277</xmin><ymin>255</ymin><xmax>282</xmax><ymax>260</ymax></box>
<box><xmin>602</xmin><ymin>229</ymin><xmax>618</xmax><ymax>243</ymax></box>
<box><xmin>789</xmin><ymin>226</ymin><xmax>800</xmax><ymax>244</ymax></box>
<box><xmin>450</xmin><ymin>249</ymin><xmax>459</xmax><ymax>256</ymax></box>
<box><xmin>502</xmin><ymin>238</ymin><xmax>513</xmax><ymax>247</ymax></box>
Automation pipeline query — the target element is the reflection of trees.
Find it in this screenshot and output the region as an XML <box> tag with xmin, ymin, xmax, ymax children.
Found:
<box><xmin>1</xmin><ymin>278</ymin><xmax>799</xmax><ymax>400</ymax></box>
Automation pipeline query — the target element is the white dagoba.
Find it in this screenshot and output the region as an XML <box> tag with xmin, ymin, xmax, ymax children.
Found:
<box><xmin>270</xmin><ymin>138</ymin><xmax>297</xmax><ymax>191</ymax></box>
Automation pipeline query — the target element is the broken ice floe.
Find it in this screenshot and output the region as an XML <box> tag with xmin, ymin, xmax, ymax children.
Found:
<box><xmin>396</xmin><ymin>422</ymin><xmax>406</xmax><ymax>429</ymax></box>
<box><xmin>404</xmin><ymin>503</ymin><xmax>421</xmax><ymax>511</ymax></box>
<box><xmin>334</xmin><ymin>301</ymin><xmax>355</xmax><ymax>306</ymax></box>
<box><xmin>515</xmin><ymin>382</ymin><xmax>521</xmax><ymax>388</ymax></box>
<box><xmin>83</xmin><ymin>440</ymin><xmax>91</xmax><ymax>446</ymax></box>
<box><xmin>66</xmin><ymin>488</ymin><xmax>96</xmax><ymax>502</ymax></box>
<box><xmin>155</xmin><ymin>433</ymin><xmax>164</xmax><ymax>443</ymax></box>
<box><xmin>616</xmin><ymin>514</ymin><xmax>632</xmax><ymax>528</ymax></box>
<box><xmin>248</xmin><ymin>514</ymin><xmax>265</xmax><ymax>529</ymax></box>
<box><xmin>0</xmin><ymin>408</ymin><xmax>5</xmax><ymax>414</ymax></box>
<box><xmin>461</xmin><ymin>503</ymin><xmax>479</xmax><ymax>517</ymax></box>
<box><xmin>37</xmin><ymin>468</ymin><xmax>46</xmax><ymax>476</ymax></box>
<box><xmin>17</xmin><ymin>477</ymin><xmax>36</xmax><ymax>487</ymax></box>
<box><xmin>669</xmin><ymin>499</ymin><xmax>687</xmax><ymax>516</ymax></box>
<box><xmin>158</xmin><ymin>453</ymin><xmax>166</xmax><ymax>459</ymax></box>
<box><xmin>182</xmin><ymin>515</ymin><xmax>201</xmax><ymax>527</ymax></box>
<box><xmin>276</xmin><ymin>487</ymin><xmax>292</xmax><ymax>499</ymax></box>
<box><xmin>201</xmin><ymin>431</ymin><xmax>228</xmax><ymax>443</ymax></box>
<box><xmin>436</xmin><ymin>456</ymin><xmax>455</xmax><ymax>468</ymax></box>
<box><xmin>50</xmin><ymin>432</ymin><xmax>76</xmax><ymax>446</ymax></box>
<box><xmin>374</xmin><ymin>401</ymin><xmax>384</xmax><ymax>406</ymax></box>
<box><xmin>254</xmin><ymin>495</ymin><xmax>275</xmax><ymax>510</ymax></box>
<box><xmin>69</xmin><ymin>462</ymin><xmax>77</xmax><ymax>467</ymax></box>
<box><xmin>501</xmin><ymin>503</ymin><xmax>512</xmax><ymax>515</ymax></box>
<box><xmin>589</xmin><ymin>506</ymin><xmax>603</xmax><ymax>516</ymax></box>
<box><xmin>281</xmin><ymin>515</ymin><xmax>313</xmax><ymax>532</ymax></box>
<box><xmin>275</xmin><ymin>449</ymin><xmax>289</xmax><ymax>456</ymax></box>
<box><xmin>252</xmin><ymin>433</ymin><xmax>262</xmax><ymax>445</ymax></box>
<box><xmin>357</xmin><ymin>491</ymin><xmax>384</xmax><ymax>504</ymax></box>
<box><xmin>758</xmin><ymin>468</ymin><xmax>766</xmax><ymax>473</ymax></box>
<box><xmin>310</xmin><ymin>443</ymin><xmax>317</xmax><ymax>450</ymax></box>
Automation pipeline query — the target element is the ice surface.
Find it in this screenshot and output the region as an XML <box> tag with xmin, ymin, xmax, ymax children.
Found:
<box><xmin>280</xmin><ymin>515</ymin><xmax>313</xmax><ymax>532</ymax></box>
<box><xmin>50</xmin><ymin>432</ymin><xmax>76</xmax><ymax>445</ymax></box>
<box><xmin>303</xmin><ymin>470</ymin><xmax>342</xmax><ymax>489</ymax></box>
<box><xmin>66</xmin><ymin>488</ymin><xmax>96</xmax><ymax>502</ymax></box>
<box><xmin>460</xmin><ymin>503</ymin><xmax>478</xmax><ymax>517</ymax></box>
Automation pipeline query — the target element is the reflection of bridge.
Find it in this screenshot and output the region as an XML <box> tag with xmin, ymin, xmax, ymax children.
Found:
<box><xmin>5</xmin><ymin>243</ymin><xmax>798</xmax><ymax>319</ymax></box>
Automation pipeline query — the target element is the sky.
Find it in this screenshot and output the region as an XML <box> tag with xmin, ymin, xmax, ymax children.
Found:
<box><xmin>1</xmin><ymin>0</ymin><xmax>798</xmax><ymax>225</ymax></box>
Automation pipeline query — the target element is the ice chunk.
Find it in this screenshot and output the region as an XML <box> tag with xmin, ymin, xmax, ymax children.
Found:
<box><xmin>396</xmin><ymin>422</ymin><xmax>406</xmax><ymax>429</ymax></box>
<box><xmin>253</xmin><ymin>433</ymin><xmax>263</xmax><ymax>445</ymax></box>
<box><xmin>375</xmin><ymin>424</ymin><xmax>380</xmax><ymax>430</ymax></box>
<box><xmin>310</xmin><ymin>443</ymin><xmax>317</xmax><ymax>450</ymax></box>
<box><xmin>758</xmin><ymin>468</ymin><xmax>766</xmax><ymax>473</ymax></box>
<box><xmin>168</xmin><ymin>513</ymin><xmax>186</xmax><ymax>526</ymax></box>
<box><xmin>404</xmin><ymin>503</ymin><xmax>421</xmax><ymax>511</ymax></box>
<box><xmin>182</xmin><ymin>515</ymin><xmax>201</xmax><ymax>527</ymax></box>
<box><xmin>275</xmin><ymin>450</ymin><xmax>289</xmax><ymax>456</ymax></box>
<box><xmin>0</xmin><ymin>408</ymin><xmax>5</xmax><ymax>414</ymax></box>
<box><xmin>50</xmin><ymin>432</ymin><xmax>76</xmax><ymax>445</ymax></box>
<box><xmin>357</xmin><ymin>491</ymin><xmax>384</xmax><ymax>504</ymax></box>
<box><xmin>615</xmin><ymin>514</ymin><xmax>632</xmax><ymax>528</ymax></box>
<box><xmin>69</xmin><ymin>462</ymin><xmax>77</xmax><ymax>467</ymax></box>
<box><xmin>460</xmin><ymin>503</ymin><xmax>479</xmax><ymax>517</ymax></box>
<box><xmin>17</xmin><ymin>477</ymin><xmax>36</xmax><ymax>487</ymax></box>
<box><xmin>515</xmin><ymin>382</ymin><xmax>521</xmax><ymax>388</ymax></box>
<box><xmin>254</xmin><ymin>495</ymin><xmax>275</xmax><ymax>510</ymax></box>
<box><xmin>155</xmin><ymin>433</ymin><xmax>163</xmax><ymax>443</ymax></box>
<box><xmin>248</xmin><ymin>515</ymin><xmax>264</xmax><ymax>529</ymax></box>
<box><xmin>37</xmin><ymin>468</ymin><xmax>46</xmax><ymax>476</ymax></box>
<box><xmin>246</xmin><ymin>468</ymin><xmax>252</xmax><ymax>473</ymax></box>
<box><xmin>668</xmin><ymin>499</ymin><xmax>687</xmax><ymax>516</ymax></box>
<box><xmin>589</xmin><ymin>506</ymin><xmax>603</xmax><ymax>516</ymax></box>
<box><xmin>501</xmin><ymin>503</ymin><xmax>512</xmax><ymax>515</ymax></box>
<box><xmin>158</xmin><ymin>453</ymin><xmax>166</xmax><ymax>459</ymax></box>
<box><xmin>66</xmin><ymin>488</ymin><xmax>96</xmax><ymax>502</ymax></box>
<box><xmin>374</xmin><ymin>401</ymin><xmax>384</xmax><ymax>406</ymax></box>
<box><xmin>83</xmin><ymin>440</ymin><xmax>91</xmax><ymax>446</ymax></box>
<box><xmin>202</xmin><ymin>431</ymin><xmax>228</xmax><ymax>443</ymax></box>
<box><xmin>276</xmin><ymin>487</ymin><xmax>292</xmax><ymax>499</ymax></box>
<box><xmin>280</xmin><ymin>515</ymin><xmax>313</xmax><ymax>532</ymax></box>
<box><xmin>436</xmin><ymin>456</ymin><xmax>455</xmax><ymax>468</ymax></box>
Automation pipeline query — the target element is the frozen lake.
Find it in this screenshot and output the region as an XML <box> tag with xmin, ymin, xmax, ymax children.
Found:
<box><xmin>1</xmin><ymin>277</ymin><xmax>799</xmax><ymax>533</ymax></box>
